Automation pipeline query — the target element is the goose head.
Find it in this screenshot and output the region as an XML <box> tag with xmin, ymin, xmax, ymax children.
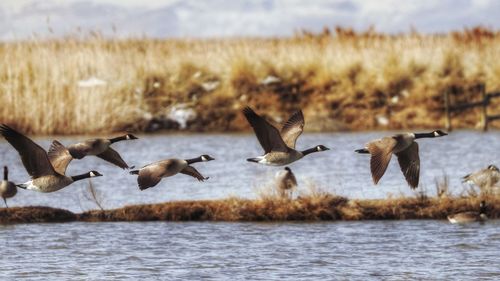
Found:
<box><xmin>432</xmin><ymin>130</ymin><xmax>448</xmax><ymax>137</ymax></box>
<box><xmin>200</xmin><ymin>155</ymin><xmax>215</xmax><ymax>162</ymax></box>
<box><xmin>487</xmin><ymin>165</ymin><xmax>499</xmax><ymax>172</ymax></box>
<box><xmin>125</xmin><ymin>134</ymin><xmax>139</xmax><ymax>140</ymax></box>
<box><xmin>315</xmin><ymin>145</ymin><xmax>330</xmax><ymax>151</ymax></box>
<box><xmin>284</xmin><ymin>167</ymin><xmax>292</xmax><ymax>172</ymax></box>
<box><xmin>89</xmin><ymin>171</ymin><xmax>103</xmax><ymax>177</ymax></box>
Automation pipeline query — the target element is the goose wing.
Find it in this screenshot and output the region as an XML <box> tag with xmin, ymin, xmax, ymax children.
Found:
<box><xmin>48</xmin><ymin>140</ymin><xmax>73</xmax><ymax>175</ymax></box>
<box><xmin>0</xmin><ymin>124</ymin><xmax>56</xmax><ymax>178</ymax></box>
<box><xmin>367</xmin><ymin>137</ymin><xmax>397</xmax><ymax>185</ymax></box>
<box><xmin>180</xmin><ymin>166</ymin><xmax>208</xmax><ymax>181</ymax></box>
<box><xmin>96</xmin><ymin>147</ymin><xmax>130</xmax><ymax>169</ymax></box>
<box><xmin>280</xmin><ymin>110</ymin><xmax>304</xmax><ymax>149</ymax></box>
<box><xmin>395</xmin><ymin>142</ymin><xmax>420</xmax><ymax>189</ymax></box>
<box><xmin>137</xmin><ymin>166</ymin><xmax>164</xmax><ymax>190</ymax></box>
<box><xmin>243</xmin><ymin>107</ymin><xmax>289</xmax><ymax>153</ymax></box>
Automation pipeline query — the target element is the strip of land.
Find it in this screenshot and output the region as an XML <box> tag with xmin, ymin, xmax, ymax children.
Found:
<box><xmin>1</xmin><ymin>195</ymin><xmax>497</xmax><ymax>224</ymax></box>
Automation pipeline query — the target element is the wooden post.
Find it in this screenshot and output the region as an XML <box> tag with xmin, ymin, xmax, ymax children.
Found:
<box><xmin>444</xmin><ymin>89</ymin><xmax>451</xmax><ymax>131</ymax></box>
<box><xmin>480</xmin><ymin>84</ymin><xmax>488</xmax><ymax>131</ymax></box>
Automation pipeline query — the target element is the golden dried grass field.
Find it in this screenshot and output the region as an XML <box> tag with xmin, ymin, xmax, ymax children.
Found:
<box><xmin>1</xmin><ymin>27</ymin><xmax>500</xmax><ymax>134</ymax></box>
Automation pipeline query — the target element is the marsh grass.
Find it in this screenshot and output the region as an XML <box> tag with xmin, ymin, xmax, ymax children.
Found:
<box><xmin>1</xmin><ymin>194</ymin><xmax>498</xmax><ymax>223</ymax></box>
<box><xmin>2</xmin><ymin>27</ymin><xmax>500</xmax><ymax>134</ymax></box>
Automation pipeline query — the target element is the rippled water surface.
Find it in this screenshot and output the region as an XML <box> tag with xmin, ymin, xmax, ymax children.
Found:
<box><xmin>1</xmin><ymin>131</ymin><xmax>499</xmax><ymax>211</ymax></box>
<box><xmin>1</xmin><ymin>131</ymin><xmax>500</xmax><ymax>279</ymax></box>
<box><xmin>1</xmin><ymin>220</ymin><xmax>499</xmax><ymax>280</ymax></box>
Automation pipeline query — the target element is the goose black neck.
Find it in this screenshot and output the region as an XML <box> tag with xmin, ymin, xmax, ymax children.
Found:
<box><xmin>3</xmin><ymin>166</ymin><xmax>7</xmax><ymax>181</ymax></box>
<box><xmin>186</xmin><ymin>157</ymin><xmax>202</xmax><ymax>164</ymax></box>
<box><xmin>71</xmin><ymin>172</ymin><xmax>91</xmax><ymax>182</ymax></box>
<box><xmin>109</xmin><ymin>135</ymin><xmax>127</xmax><ymax>144</ymax></box>
<box><xmin>301</xmin><ymin>147</ymin><xmax>318</xmax><ymax>156</ymax></box>
<box><xmin>480</xmin><ymin>205</ymin><xmax>487</xmax><ymax>214</ymax></box>
<box><xmin>414</xmin><ymin>132</ymin><xmax>435</xmax><ymax>139</ymax></box>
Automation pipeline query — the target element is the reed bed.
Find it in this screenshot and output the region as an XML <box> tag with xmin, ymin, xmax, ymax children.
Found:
<box><xmin>1</xmin><ymin>195</ymin><xmax>498</xmax><ymax>224</ymax></box>
<box><xmin>2</xmin><ymin>27</ymin><xmax>500</xmax><ymax>134</ymax></box>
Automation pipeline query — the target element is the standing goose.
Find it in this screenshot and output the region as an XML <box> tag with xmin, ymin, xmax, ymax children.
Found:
<box><xmin>48</xmin><ymin>134</ymin><xmax>138</xmax><ymax>171</ymax></box>
<box><xmin>355</xmin><ymin>130</ymin><xmax>447</xmax><ymax>189</ymax></box>
<box><xmin>243</xmin><ymin>107</ymin><xmax>329</xmax><ymax>166</ymax></box>
<box><xmin>462</xmin><ymin>165</ymin><xmax>500</xmax><ymax>189</ymax></box>
<box><xmin>0</xmin><ymin>124</ymin><xmax>103</xmax><ymax>193</ymax></box>
<box><xmin>0</xmin><ymin>166</ymin><xmax>17</xmax><ymax>207</ymax></box>
<box><xmin>129</xmin><ymin>155</ymin><xmax>215</xmax><ymax>190</ymax></box>
<box><xmin>276</xmin><ymin>167</ymin><xmax>297</xmax><ymax>199</ymax></box>
<box><xmin>447</xmin><ymin>201</ymin><xmax>487</xmax><ymax>224</ymax></box>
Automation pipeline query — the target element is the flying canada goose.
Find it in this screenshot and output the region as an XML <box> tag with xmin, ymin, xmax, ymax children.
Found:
<box><xmin>48</xmin><ymin>134</ymin><xmax>137</xmax><ymax>172</ymax></box>
<box><xmin>276</xmin><ymin>166</ymin><xmax>297</xmax><ymax>199</ymax></box>
<box><xmin>243</xmin><ymin>107</ymin><xmax>329</xmax><ymax>166</ymax></box>
<box><xmin>447</xmin><ymin>201</ymin><xmax>488</xmax><ymax>224</ymax></box>
<box><xmin>129</xmin><ymin>155</ymin><xmax>215</xmax><ymax>190</ymax></box>
<box><xmin>0</xmin><ymin>124</ymin><xmax>103</xmax><ymax>193</ymax></box>
<box><xmin>355</xmin><ymin>130</ymin><xmax>447</xmax><ymax>189</ymax></box>
<box><xmin>462</xmin><ymin>165</ymin><xmax>500</xmax><ymax>189</ymax></box>
<box><xmin>0</xmin><ymin>166</ymin><xmax>17</xmax><ymax>207</ymax></box>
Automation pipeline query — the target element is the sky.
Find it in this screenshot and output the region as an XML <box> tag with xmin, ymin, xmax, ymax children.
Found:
<box><xmin>1</xmin><ymin>0</ymin><xmax>500</xmax><ymax>40</ymax></box>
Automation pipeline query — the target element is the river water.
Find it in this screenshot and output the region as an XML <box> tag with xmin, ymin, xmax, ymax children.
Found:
<box><xmin>0</xmin><ymin>220</ymin><xmax>499</xmax><ymax>280</ymax></box>
<box><xmin>1</xmin><ymin>131</ymin><xmax>499</xmax><ymax>279</ymax></box>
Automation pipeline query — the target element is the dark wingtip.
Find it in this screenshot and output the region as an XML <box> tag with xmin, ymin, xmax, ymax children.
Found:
<box><xmin>355</xmin><ymin>148</ymin><xmax>369</xmax><ymax>154</ymax></box>
<box><xmin>247</xmin><ymin>158</ymin><xmax>259</xmax><ymax>163</ymax></box>
<box><xmin>129</xmin><ymin>170</ymin><xmax>139</xmax><ymax>175</ymax></box>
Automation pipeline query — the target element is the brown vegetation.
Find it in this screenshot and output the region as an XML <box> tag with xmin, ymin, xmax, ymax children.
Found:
<box><xmin>1</xmin><ymin>195</ymin><xmax>498</xmax><ymax>224</ymax></box>
<box><xmin>1</xmin><ymin>27</ymin><xmax>500</xmax><ymax>134</ymax></box>
<box><xmin>0</xmin><ymin>206</ymin><xmax>76</xmax><ymax>223</ymax></box>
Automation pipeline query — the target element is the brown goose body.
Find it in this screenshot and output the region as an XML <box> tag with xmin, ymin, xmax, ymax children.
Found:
<box><xmin>0</xmin><ymin>124</ymin><xmax>102</xmax><ymax>193</ymax></box>
<box><xmin>0</xmin><ymin>166</ymin><xmax>17</xmax><ymax>207</ymax></box>
<box><xmin>448</xmin><ymin>201</ymin><xmax>488</xmax><ymax>224</ymax></box>
<box><xmin>130</xmin><ymin>155</ymin><xmax>214</xmax><ymax>190</ymax></box>
<box><xmin>355</xmin><ymin>131</ymin><xmax>447</xmax><ymax>189</ymax></box>
<box><xmin>462</xmin><ymin>165</ymin><xmax>500</xmax><ymax>189</ymax></box>
<box><xmin>243</xmin><ymin>107</ymin><xmax>329</xmax><ymax>166</ymax></box>
<box><xmin>276</xmin><ymin>167</ymin><xmax>297</xmax><ymax>198</ymax></box>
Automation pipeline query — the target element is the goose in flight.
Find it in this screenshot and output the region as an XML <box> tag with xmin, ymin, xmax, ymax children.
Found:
<box><xmin>48</xmin><ymin>134</ymin><xmax>137</xmax><ymax>173</ymax></box>
<box><xmin>243</xmin><ymin>107</ymin><xmax>329</xmax><ymax>166</ymax></box>
<box><xmin>129</xmin><ymin>155</ymin><xmax>215</xmax><ymax>190</ymax></box>
<box><xmin>0</xmin><ymin>124</ymin><xmax>102</xmax><ymax>193</ymax></box>
<box><xmin>355</xmin><ymin>130</ymin><xmax>447</xmax><ymax>189</ymax></box>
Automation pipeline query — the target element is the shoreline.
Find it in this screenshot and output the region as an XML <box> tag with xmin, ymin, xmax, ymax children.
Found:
<box><xmin>1</xmin><ymin>195</ymin><xmax>497</xmax><ymax>224</ymax></box>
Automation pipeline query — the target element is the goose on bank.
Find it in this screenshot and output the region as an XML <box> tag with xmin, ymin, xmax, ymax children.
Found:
<box><xmin>129</xmin><ymin>155</ymin><xmax>215</xmax><ymax>190</ymax></box>
<box><xmin>0</xmin><ymin>166</ymin><xmax>17</xmax><ymax>207</ymax></box>
<box><xmin>355</xmin><ymin>130</ymin><xmax>447</xmax><ymax>189</ymax></box>
<box><xmin>243</xmin><ymin>106</ymin><xmax>329</xmax><ymax>166</ymax></box>
<box><xmin>0</xmin><ymin>124</ymin><xmax>103</xmax><ymax>193</ymax></box>
<box><xmin>447</xmin><ymin>201</ymin><xmax>487</xmax><ymax>224</ymax></box>
<box><xmin>276</xmin><ymin>166</ymin><xmax>297</xmax><ymax>199</ymax></box>
<box><xmin>462</xmin><ymin>165</ymin><xmax>500</xmax><ymax>189</ymax></box>
<box><xmin>48</xmin><ymin>134</ymin><xmax>137</xmax><ymax>172</ymax></box>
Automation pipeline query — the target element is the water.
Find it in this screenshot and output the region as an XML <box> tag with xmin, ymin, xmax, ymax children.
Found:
<box><xmin>0</xmin><ymin>131</ymin><xmax>499</xmax><ymax>211</ymax></box>
<box><xmin>1</xmin><ymin>131</ymin><xmax>499</xmax><ymax>279</ymax></box>
<box><xmin>0</xmin><ymin>220</ymin><xmax>499</xmax><ymax>280</ymax></box>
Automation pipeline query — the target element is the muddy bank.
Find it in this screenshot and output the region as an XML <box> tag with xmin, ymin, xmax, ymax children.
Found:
<box><xmin>1</xmin><ymin>196</ymin><xmax>497</xmax><ymax>224</ymax></box>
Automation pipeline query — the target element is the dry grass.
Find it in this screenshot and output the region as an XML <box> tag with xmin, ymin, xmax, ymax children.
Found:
<box><xmin>1</xmin><ymin>194</ymin><xmax>498</xmax><ymax>224</ymax></box>
<box><xmin>0</xmin><ymin>206</ymin><xmax>76</xmax><ymax>223</ymax></box>
<box><xmin>2</xmin><ymin>27</ymin><xmax>500</xmax><ymax>134</ymax></box>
